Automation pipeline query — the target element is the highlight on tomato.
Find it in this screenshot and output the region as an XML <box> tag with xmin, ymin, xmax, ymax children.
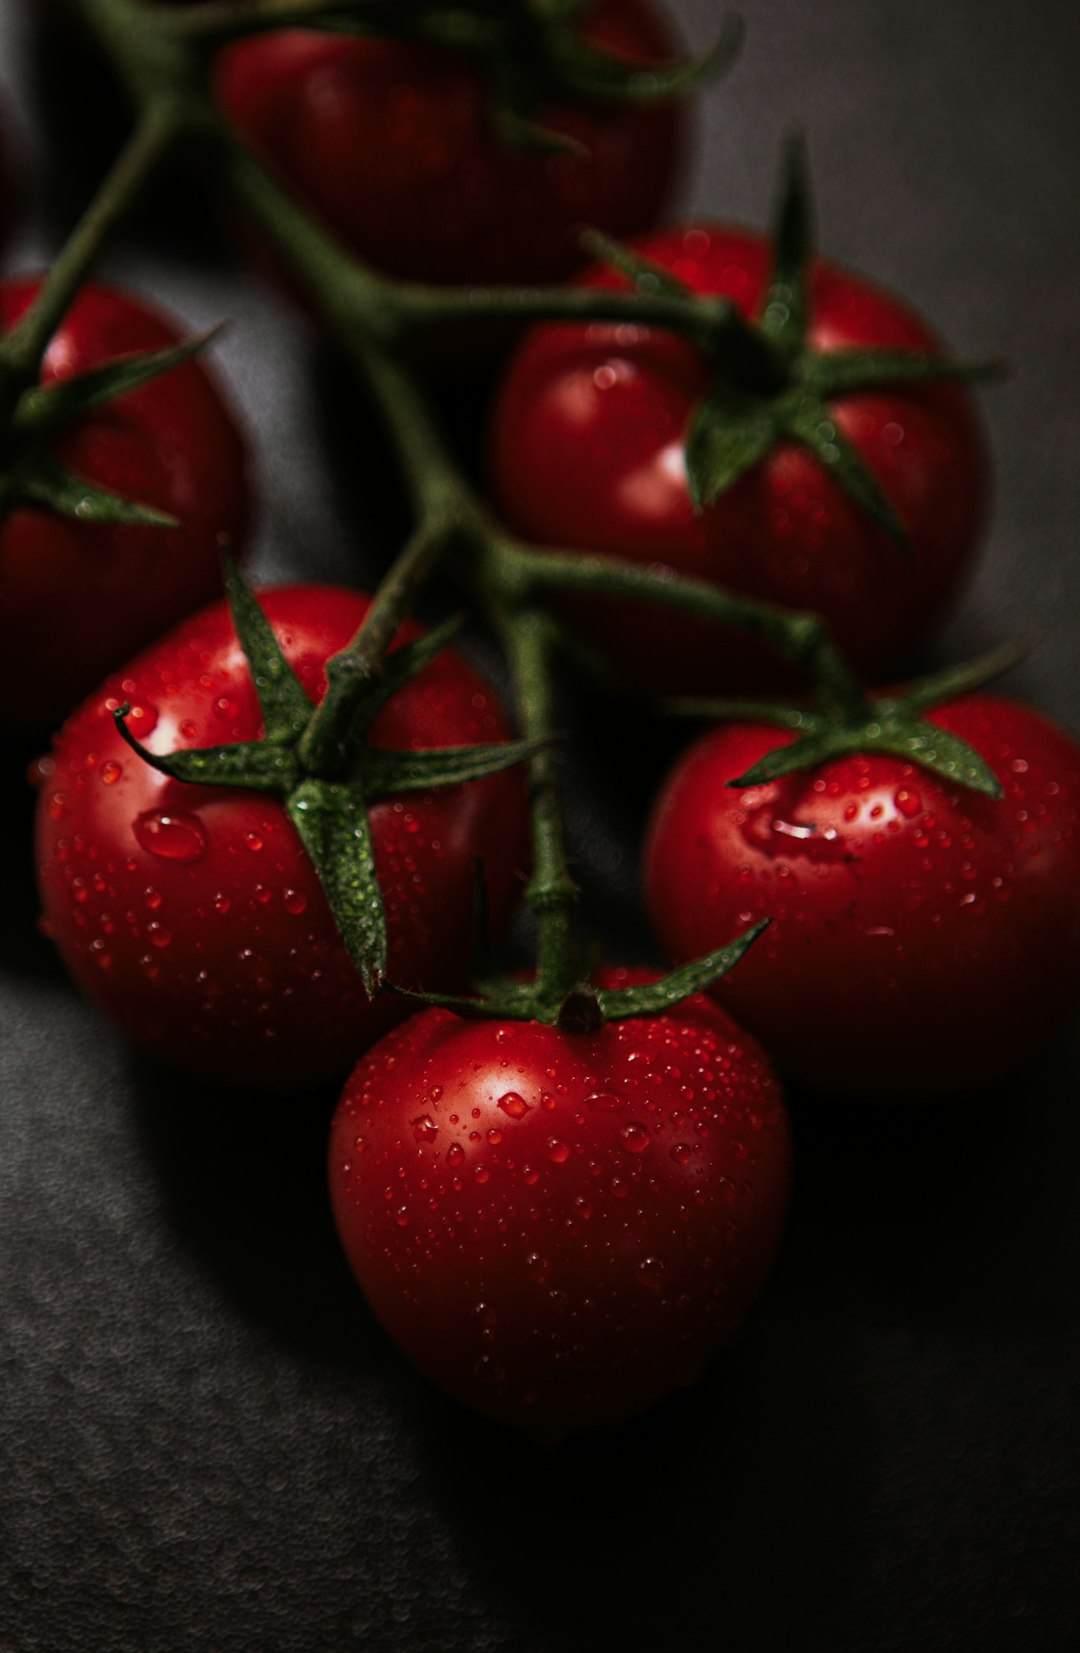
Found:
<box><xmin>329</xmin><ymin>970</ymin><xmax>791</xmax><ymax>1436</ymax></box>
<box><xmin>35</xmin><ymin>577</ymin><xmax>530</xmax><ymax>1089</ymax></box>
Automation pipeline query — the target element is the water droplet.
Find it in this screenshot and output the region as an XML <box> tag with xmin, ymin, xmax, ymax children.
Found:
<box><xmin>486</xmin><ymin>1128</ymin><xmax>503</xmax><ymax>1145</ymax></box>
<box><xmin>101</xmin><ymin>760</ymin><xmax>122</xmax><ymax>786</ymax></box>
<box><xmin>446</xmin><ymin>1143</ymin><xmax>464</xmax><ymax>1168</ymax></box>
<box><xmin>585</xmin><ymin>1090</ymin><xmax>623</xmax><ymax>1112</ymax></box>
<box><xmin>244</xmin><ymin>832</ymin><xmax>263</xmax><ymax>853</ymax></box>
<box><xmin>146</xmin><ymin>922</ymin><xmax>172</xmax><ymax>950</ymax></box>
<box><xmin>394</xmin><ymin>1207</ymin><xmax>409</xmax><ymax>1227</ymax></box>
<box><xmin>283</xmin><ymin>888</ymin><xmax>307</xmax><ymax>915</ymax></box>
<box><xmin>134</xmin><ymin>809</ymin><xmax>208</xmax><ymax>862</ymax></box>
<box><xmin>411</xmin><ymin>1115</ymin><xmax>438</xmax><ymax>1143</ymax></box>
<box><xmin>497</xmin><ymin>1090</ymin><xmax>529</xmax><ymax>1119</ymax></box>
<box><xmin>525</xmin><ymin>1252</ymin><xmax>550</xmax><ymax>1284</ymax></box>
<box><xmin>671</xmin><ymin>1143</ymin><xmax>692</xmax><ymax>1165</ymax></box>
<box><xmin>639</xmin><ymin>1255</ymin><xmax>665</xmax><ymax>1291</ymax></box>
<box><xmin>620</xmin><ymin>1122</ymin><xmax>651</xmax><ymax>1154</ymax></box>
<box><xmin>546</xmin><ymin>1137</ymin><xmax>570</xmax><ymax>1165</ymax></box>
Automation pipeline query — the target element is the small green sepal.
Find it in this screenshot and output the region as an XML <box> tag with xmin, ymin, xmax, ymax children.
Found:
<box><xmin>19</xmin><ymin>457</ymin><xmax>179</xmax><ymax>528</ymax></box>
<box><xmin>16</xmin><ymin>327</ymin><xmax>224</xmax><ymax>436</ymax></box>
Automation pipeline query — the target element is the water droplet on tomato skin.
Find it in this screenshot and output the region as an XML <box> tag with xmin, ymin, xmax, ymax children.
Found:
<box><xmin>546</xmin><ymin>1138</ymin><xmax>571</xmax><ymax>1165</ymax></box>
<box><xmin>620</xmin><ymin>1122</ymin><xmax>651</xmax><ymax>1154</ymax></box>
<box><xmin>585</xmin><ymin>1090</ymin><xmax>623</xmax><ymax>1112</ymax></box>
<box><xmin>134</xmin><ymin>809</ymin><xmax>208</xmax><ymax>863</ymax></box>
<box><xmin>497</xmin><ymin>1091</ymin><xmax>529</xmax><ymax>1119</ymax></box>
<box><xmin>446</xmin><ymin>1143</ymin><xmax>465</xmax><ymax>1168</ymax></box>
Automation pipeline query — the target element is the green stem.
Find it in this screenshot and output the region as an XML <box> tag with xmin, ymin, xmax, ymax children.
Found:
<box><xmin>498</xmin><ymin>605</ymin><xmax>579</xmax><ymax>1007</ymax></box>
<box><xmin>222</xmin><ymin>137</ymin><xmax>398</xmax><ymax>343</ymax></box>
<box><xmin>0</xmin><ymin>105</ymin><xmax>181</xmax><ymax>405</ymax></box>
<box><xmin>512</xmin><ymin>547</ymin><xmax>870</xmax><ymax>722</ymax></box>
<box><xmin>297</xmin><ymin>516</ymin><xmax>449</xmax><ymax>778</ymax></box>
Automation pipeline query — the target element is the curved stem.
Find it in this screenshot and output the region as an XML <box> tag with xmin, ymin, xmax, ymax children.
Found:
<box><xmin>0</xmin><ymin>105</ymin><xmax>181</xmax><ymax>405</ymax></box>
<box><xmin>512</xmin><ymin>547</ymin><xmax>870</xmax><ymax>721</ymax></box>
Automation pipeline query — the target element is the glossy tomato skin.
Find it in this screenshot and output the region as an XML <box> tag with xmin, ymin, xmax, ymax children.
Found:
<box><xmin>491</xmin><ymin>225</ymin><xmax>990</xmax><ymax>693</ymax></box>
<box><xmin>215</xmin><ymin>0</ymin><xmax>684</xmax><ymax>288</ymax></box>
<box><xmin>645</xmin><ymin>696</ymin><xmax>1080</xmax><ymax>1099</ymax></box>
<box><xmin>0</xmin><ymin>280</ymin><xmax>250</xmax><ymax>737</ymax></box>
<box><xmin>35</xmin><ymin>586</ymin><xmax>528</xmax><ymax>1090</ymax></box>
<box><xmin>329</xmin><ymin>972</ymin><xmax>791</xmax><ymax>1435</ymax></box>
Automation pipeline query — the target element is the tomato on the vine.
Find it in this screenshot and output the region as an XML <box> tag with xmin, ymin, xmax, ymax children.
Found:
<box><xmin>35</xmin><ymin>585</ymin><xmax>528</xmax><ymax>1089</ymax></box>
<box><xmin>0</xmin><ymin>279</ymin><xmax>250</xmax><ymax>736</ymax></box>
<box><xmin>215</xmin><ymin>0</ymin><xmax>686</xmax><ymax>287</ymax></box>
<box><xmin>645</xmin><ymin>696</ymin><xmax>1080</xmax><ymax>1098</ymax></box>
<box><xmin>491</xmin><ymin>223</ymin><xmax>990</xmax><ymax>692</ymax></box>
<box><xmin>329</xmin><ymin>971</ymin><xmax>791</xmax><ymax>1435</ymax></box>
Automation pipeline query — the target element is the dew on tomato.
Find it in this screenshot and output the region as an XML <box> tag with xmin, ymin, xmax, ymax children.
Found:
<box><xmin>329</xmin><ymin>977</ymin><xmax>791</xmax><ymax>1435</ymax></box>
<box><xmin>491</xmin><ymin>223</ymin><xmax>990</xmax><ymax>692</ymax></box>
<box><xmin>645</xmin><ymin>694</ymin><xmax>1080</xmax><ymax>1098</ymax></box>
<box><xmin>35</xmin><ymin>585</ymin><xmax>529</xmax><ymax>1089</ymax></box>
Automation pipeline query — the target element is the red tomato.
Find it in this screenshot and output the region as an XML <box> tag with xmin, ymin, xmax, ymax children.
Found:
<box><xmin>329</xmin><ymin>971</ymin><xmax>791</xmax><ymax>1435</ymax></box>
<box><xmin>644</xmin><ymin>696</ymin><xmax>1080</xmax><ymax>1098</ymax></box>
<box><xmin>34</xmin><ymin>586</ymin><xmax>528</xmax><ymax>1089</ymax></box>
<box><xmin>0</xmin><ymin>279</ymin><xmax>250</xmax><ymax>736</ymax></box>
<box><xmin>215</xmin><ymin>0</ymin><xmax>684</xmax><ymax>286</ymax></box>
<box><xmin>491</xmin><ymin>225</ymin><xmax>990</xmax><ymax>692</ymax></box>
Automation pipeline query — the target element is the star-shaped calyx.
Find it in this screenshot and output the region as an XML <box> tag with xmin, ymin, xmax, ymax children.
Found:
<box><xmin>589</xmin><ymin>137</ymin><xmax>1002</xmax><ymax>545</ymax></box>
<box><xmin>114</xmin><ymin>559</ymin><xmax>541</xmax><ymax>999</ymax></box>
<box><xmin>279</xmin><ymin>0</ymin><xmax>741</xmax><ymax>155</ymax></box>
<box><xmin>1</xmin><ymin>326</ymin><xmax>223</xmax><ymax>527</ymax></box>
<box><xmin>668</xmin><ymin>635</ymin><xmax>1036</xmax><ymax>799</ymax></box>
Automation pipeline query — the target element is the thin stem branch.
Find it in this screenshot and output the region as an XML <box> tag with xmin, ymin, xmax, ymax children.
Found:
<box><xmin>498</xmin><ymin>607</ymin><xmax>579</xmax><ymax>1005</ymax></box>
<box><xmin>511</xmin><ymin>547</ymin><xmax>870</xmax><ymax>721</ymax></box>
<box><xmin>0</xmin><ymin>106</ymin><xmax>181</xmax><ymax>399</ymax></box>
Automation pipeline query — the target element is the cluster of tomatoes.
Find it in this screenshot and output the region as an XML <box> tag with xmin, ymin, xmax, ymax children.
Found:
<box><xmin>7</xmin><ymin>0</ymin><xmax>1080</xmax><ymax>1439</ymax></box>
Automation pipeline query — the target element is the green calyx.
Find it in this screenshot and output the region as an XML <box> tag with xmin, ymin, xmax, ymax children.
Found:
<box><xmin>0</xmin><ymin>326</ymin><xmax>224</xmax><ymax>529</ymax></box>
<box><xmin>175</xmin><ymin>0</ymin><xmax>740</xmax><ymax>156</ymax></box>
<box><xmin>113</xmin><ymin>558</ymin><xmax>541</xmax><ymax>998</ymax></box>
<box><xmin>669</xmin><ymin>635</ymin><xmax>1035</xmax><ymax>799</ymax></box>
<box><xmin>390</xmin><ymin>918</ymin><xmax>771</xmax><ymax>1031</ymax></box>
<box><xmin>592</xmin><ymin>137</ymin><xmax>1001</xmax><ymax>544</ymax></box>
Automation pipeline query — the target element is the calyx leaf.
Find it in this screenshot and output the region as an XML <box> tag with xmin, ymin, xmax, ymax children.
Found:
<box><xmin>678</xmin><ymin>637</ymin><xmax>1034</xmax><ymax>800</ymax></box>
<box><xmin>17</xmin><ymin>457</ymin><xmax>179</xmax><ymax>528</ymax></box>
<box><xmin>113</xmin><ymin>560</ymin><xmax>537</xmax><ymax>1001</ymax></box>
<box><xmin>16</xmin><ymin>328</ymin><xmax>224</xmax><ymax>436</ymax></box>
<box><xmin>4</xmin><ymin>322</ymin><xmax>227</xmax><ymax>533</ymax></box>
<box><xmin>672</xmin><ymin>141</ymin><xmax>999</xmax><ymax>544</ymax></box>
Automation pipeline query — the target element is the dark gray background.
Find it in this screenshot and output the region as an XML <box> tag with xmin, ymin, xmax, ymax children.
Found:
<box><xmin>2</xmin><ymin>3</ymin><xmax>1079</xmax><ymax>1650</ymax></box>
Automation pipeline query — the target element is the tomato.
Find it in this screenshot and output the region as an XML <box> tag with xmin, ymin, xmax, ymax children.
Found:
<box><xmin>34</xmin><ymin>585</ymin><xmax>528</xmax><ymax>1089</ymax></box>
<box><xmin>214</xmin><ymin>0</ymin><xmax>685</xmax><ymax>287</ymax></box>
<box><xmin>644</xmin><ymin>695</ymin><xmax>1080</xmax><ymax>1098</ymax></box>
<box><xmin>0</xmin><ymin>279</ymin><xmax>250</xmax><ymax>737</ymax></box>
<box><xmin>329</xmin><ymin>971</ymin><xmax>791</xmax><ymax>1435</ymax></box>
<box><xmin>490</xmin><ymin>224</ymin><xmax>990</xmax><ymax>692</ymax></box>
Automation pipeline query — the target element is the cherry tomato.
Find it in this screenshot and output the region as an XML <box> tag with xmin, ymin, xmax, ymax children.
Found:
<box><xmin>0</xmin><ymin>279</ymin><xmax>250</xmax><ymax>736</ymax></box>
<box><xmin>644</xmin><ymin>696</ymin><xmax>1080</xmax><ymax>1098</ymax></box>
<box><xmin>35</xmin><ymin>586</ymin><xmax>528</xmax><ymax>1089</ymax></box>
<box><xmin>491</xmin><ymin>225</ymin><xmax>990</xmax><ymax>692</ymax></box>
<box><xmin>215</xmin><ymin>0</ymin><xmax>685</xmax><ymax>287</ymax></box>
<box><xmin>329</xmin><ymin>971</ymin><xmax>791</xmax><ymax>1435</ymax></box>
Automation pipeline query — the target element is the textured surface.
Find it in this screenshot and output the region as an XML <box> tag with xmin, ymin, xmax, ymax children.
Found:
<box><xmin>2</xmin><ymin>3</ymin><xmax>1080</xmax><ymax>1650</ymax></box>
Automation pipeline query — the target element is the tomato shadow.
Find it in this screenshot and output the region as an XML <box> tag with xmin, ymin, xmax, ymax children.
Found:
<box><xmin>126</xmin><ymin>1051</ymin><xmax>411</xmax><ymax>1385</ymax></box>
<box><xmin>780</xmin><ymin>1014</ymin><xmax>1080</xmax><ymax>1328</ymax></box>
<box><xmin>409</xmin><ymin>1293</ymin><xmax>870</xmax><ymax>1653</ymax></box>
<box><xmin>0</xmin><ymin>741</ymin><xmax>69</xmax><ymax>984</ymax></box>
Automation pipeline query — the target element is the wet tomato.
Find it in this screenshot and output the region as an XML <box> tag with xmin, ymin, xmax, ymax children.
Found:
<box><xmin>491</xmin><ymin>224</ymin><xmax>990</xmax><ymax>692</ymax></box>
<box><xmin>0</xmin><ymin>279</ymin><xmax>250</xmax><ymax>736</ymax></box>
<box><xmin>215</xmin><ymin>0</ymin><xmax>685</xmax><ymax>287</ymax></box>
<box><xmin>329</xmin><ymin>972</ymin><xmax>791</xmax><ymax>1435</ymax></box>
<box><xmin>35</xmin><ymin>586</ymin><xmax>528</xmax><ymax>1089</ymax></box>
<box><xmin>645</xmin><ymin>696</ymin><xmax>1080</xmax><ymax>1098</ymax></box>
